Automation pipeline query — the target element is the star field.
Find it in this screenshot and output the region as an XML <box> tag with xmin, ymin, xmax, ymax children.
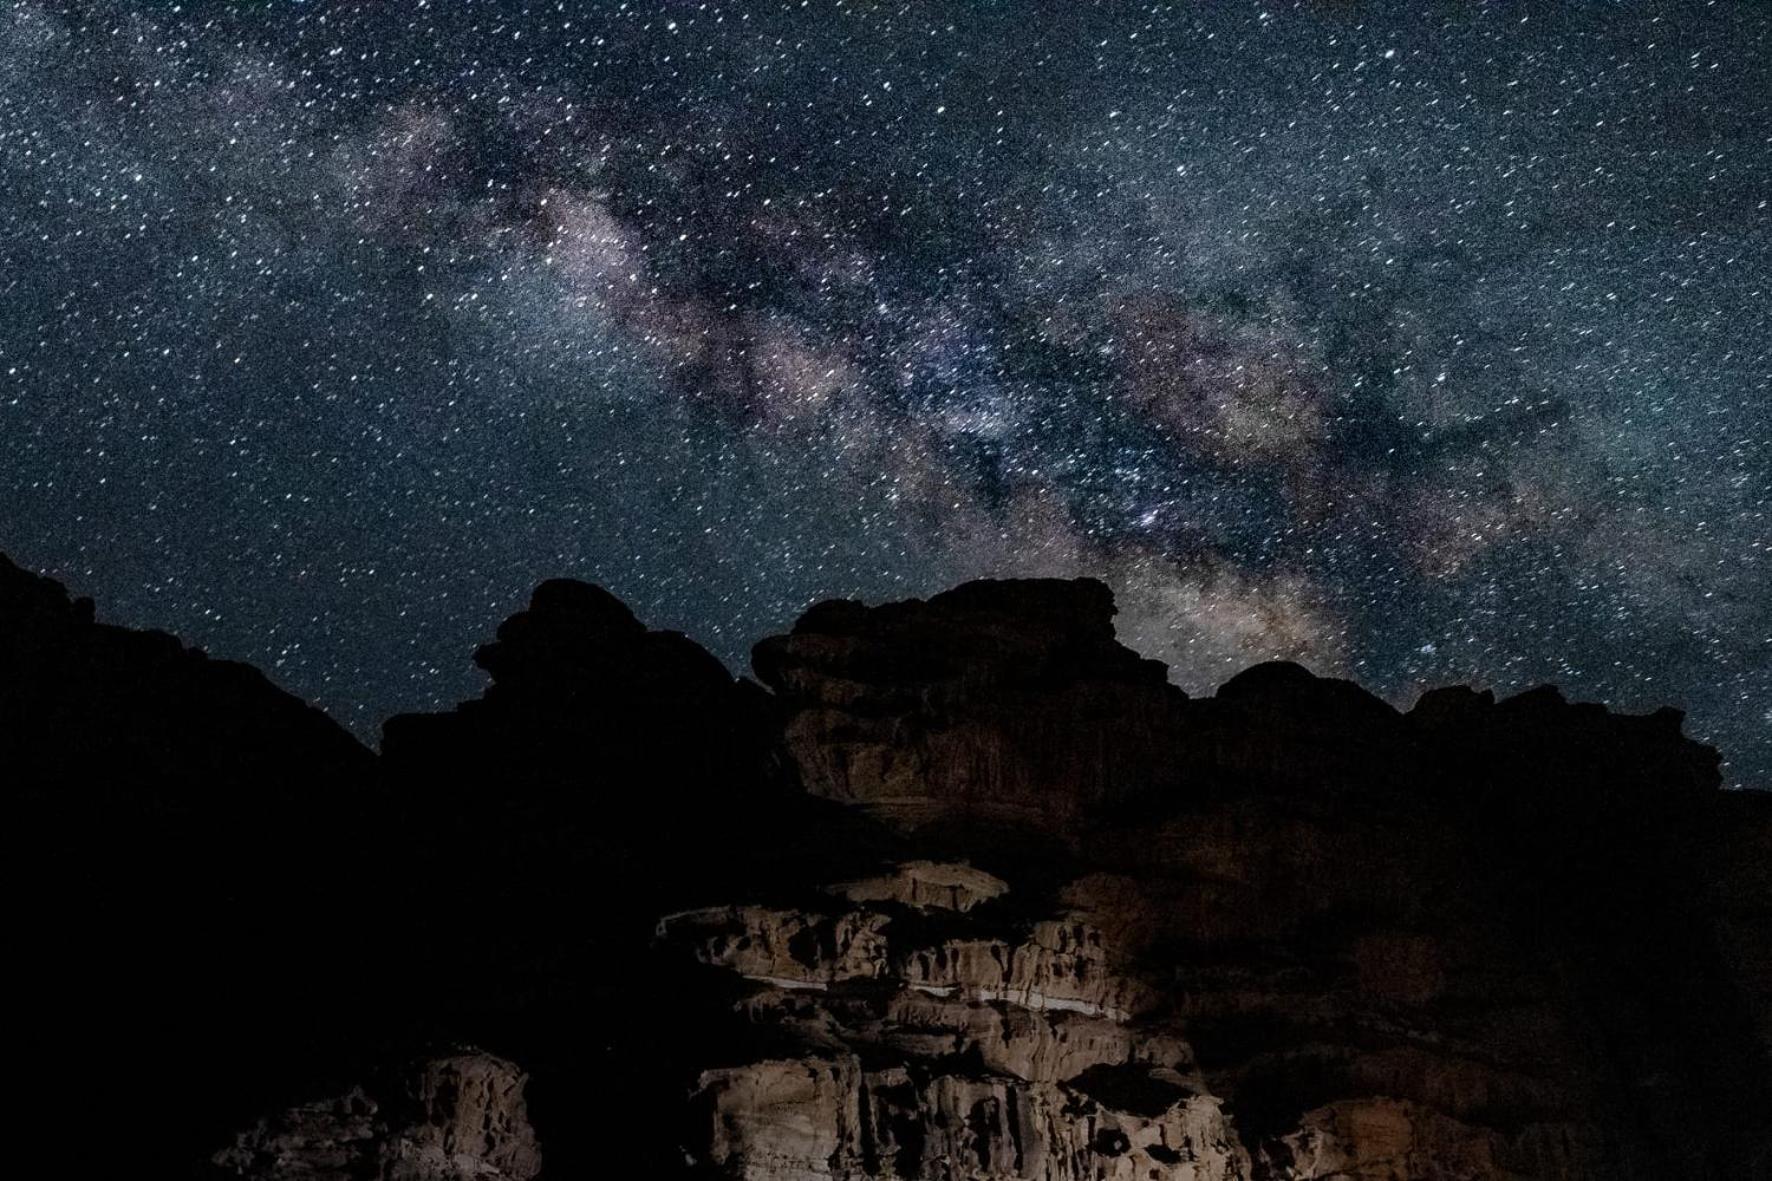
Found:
<box><xmin>2</xmin><ymin>1</ymin><xmax>1767</xmax><ymax>784</ymax></box>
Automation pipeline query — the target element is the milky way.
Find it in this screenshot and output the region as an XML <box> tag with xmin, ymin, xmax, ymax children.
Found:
<box><xmin>2</xmin><ymin>1</ymin><xmax>1767</xmax><ymax>784</ymax></box>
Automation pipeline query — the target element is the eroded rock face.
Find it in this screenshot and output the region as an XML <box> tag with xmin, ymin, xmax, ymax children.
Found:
<box><xmin>751</xmin><ymin>578</ymin><xmax>1188</xmax><ymax>833</ymax></box>
<box><xmin>665</xmin><ymin>580</ymin><xmax>1772</xmax><ymax>1181</ymax></box>
<box><xmin>827</xmin><ymin>860</ymin><xmax>1010</xmax><ymax>913</ymax></box>
<box><xmin>693</xmin><ymin>1056</ymin><xmax>1247</xmax><ymax>1181</ymax></box>
<box><xmin>212</xmin><ymin>1052</ymin><xmax>540</xmax><ymax>1181</ymax></box>
<box><xmin>661</xmin><ymin>880</ymin><xmax>1154</xmax><ymax>1022</ymax></box>
<box><xmin>661</xmin><ymin>866</ymin><xmax>1247</xmax><ymax>1181</ymax></box>
<box><xmin>656</xmin><ymin>853</ymin><xmax>1610</xmax><ymax>1181</ymax></box>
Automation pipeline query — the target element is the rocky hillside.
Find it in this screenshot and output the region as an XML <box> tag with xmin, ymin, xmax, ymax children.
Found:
<box><xmin>3</xmin><ymin>553</ymin><xmax>1767</xmax><ymax>1179</ymax></box>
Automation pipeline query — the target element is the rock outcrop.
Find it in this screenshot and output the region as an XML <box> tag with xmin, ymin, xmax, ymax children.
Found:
<box><xmin>669</xmin><ymin>581</ymin><xmax>1772</xmax><ymax>1180</ymax></box>
<box><xmin>371</xmin><ymin>577</ymin><xmax>903</xmax><ymax>1178</ymax></box>
<box><xmin>5</xmin><ymin>554</ymin><xmax>1768</xmax><ymax>1179</ymax></box>
<box><xmin>751</xmin><ymin>578</ymin><xmax>1188</xmax><ymax>834</ymax></box>
<box><xmin>382</xmin><ymin>577</ymin><xmax>780</xmax><ymax>799</ymax></box>
<box><xmin>212</xmin><ymin>1052</ymin><xmax>541</xmax><ymax>1181</ymax></box>
<box><xmin>3</xmin><ymin>553</ymin><xmax>381</xmax><ymax>1175</ymax></box>
<box><xmin>660</xmin><ymin>869</ymin><xmax>1246</xmax><ymax>1180</ymax></box>
<box><xmin>0</xmin><ymin>551</ymin><xmax>371</xmax><ymax>791</ymax></box>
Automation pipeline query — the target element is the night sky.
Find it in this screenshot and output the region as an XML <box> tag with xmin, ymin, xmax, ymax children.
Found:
<box><xmin>2</xmin><ymin>2</ymin><xmax>1767</xmax><ymax>785</ymax></box>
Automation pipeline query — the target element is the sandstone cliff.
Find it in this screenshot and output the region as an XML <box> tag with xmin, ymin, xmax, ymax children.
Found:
<box><xmin>705</xmin><ymin>580</ymin><xmax>1769</xmax><ymax>1179</ymax></box>
<box><xmin>4</xmin><ymin>554</ymin><xmax>1767</xmax><ymax>1179</ymax></box>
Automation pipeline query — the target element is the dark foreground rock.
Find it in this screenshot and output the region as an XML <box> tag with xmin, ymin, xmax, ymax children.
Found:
<box><xmin>212</xmin><ymin>1051</ymin><xmax>540</xmax><ymax>1181</ymax></box>
<box><xmin>0</xmin><ymin>552</ymin><xmax>371</xmax><ymax>790</ymax></box>
<box><xmin>4</xmin><ymin>554</ymin><xmax>381</xmax><ymax>1171</ymax></box>
<box><xmin>4</xmin><ymin>554</ymin><xmax>1767</xmax><ymax>1179</ymax></box>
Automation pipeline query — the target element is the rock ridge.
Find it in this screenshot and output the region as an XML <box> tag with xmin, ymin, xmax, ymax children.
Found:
<box><xmin>3</xmin><ymin>553</ymin><xmax>1767</xmax><ymax>1179</ymax></box>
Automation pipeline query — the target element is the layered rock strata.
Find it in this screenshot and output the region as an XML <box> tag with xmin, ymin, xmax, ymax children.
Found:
<box><xmin>670</xmin><ymin>579</ymin><xmax>1772</xmax><ymax>1180</ymax></box>
<box><xmin>660</xmin><ymin>869</ymin><xmax>1246</xmax><ymax>1181</ymax></box>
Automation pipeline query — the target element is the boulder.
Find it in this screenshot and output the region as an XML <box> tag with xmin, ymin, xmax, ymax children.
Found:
<box><xmin>212</xmin><ymin>1052</ymin><xmax>541</xmax><ymax>1181</ymax></box>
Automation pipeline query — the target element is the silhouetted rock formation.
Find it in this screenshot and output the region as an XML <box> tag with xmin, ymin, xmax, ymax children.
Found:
<box><xmin>1712</xmin><ymin>791</ymin><xmax>1772</xmax><ymax>1053</ymax></box>
<box><xmin>1</xmin><ymin>552</ymin><xmax>370</xmax><ymax>789</ymax></box>
<box><xmin>4</xmin><ymin>553</ymin><xmax>1767</xmax><ymax>1179</ymax></box>
<box><xmin>4</xmin><ymin>554</ymin><xmax>380</xmax><ymax>1174</ymax></box>
<box><xmin>374</xmin><ymin>576</ymin><xmax>902</xmax><ymax>1177</ymax></box>
<box><xmin>383</xmin><ymin>576</ymin><xmax>779</xmax><ymax>797</ymax></box>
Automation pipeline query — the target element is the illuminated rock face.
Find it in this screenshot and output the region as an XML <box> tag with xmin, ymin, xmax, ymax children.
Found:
<box><xmin>660</xmin><ymin>872</ymin><xmax>1244</xmax><ymax>1181</ymax></box>
<box><xmin>662</xmin><ymin>579</ymin><xmax>1771</xmax><ymax>1181</ymax></box>
<box><xmin>654</xmin><ymin>852</ymin><xmax>1590</xmax><ymax>1181</ymax></box>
